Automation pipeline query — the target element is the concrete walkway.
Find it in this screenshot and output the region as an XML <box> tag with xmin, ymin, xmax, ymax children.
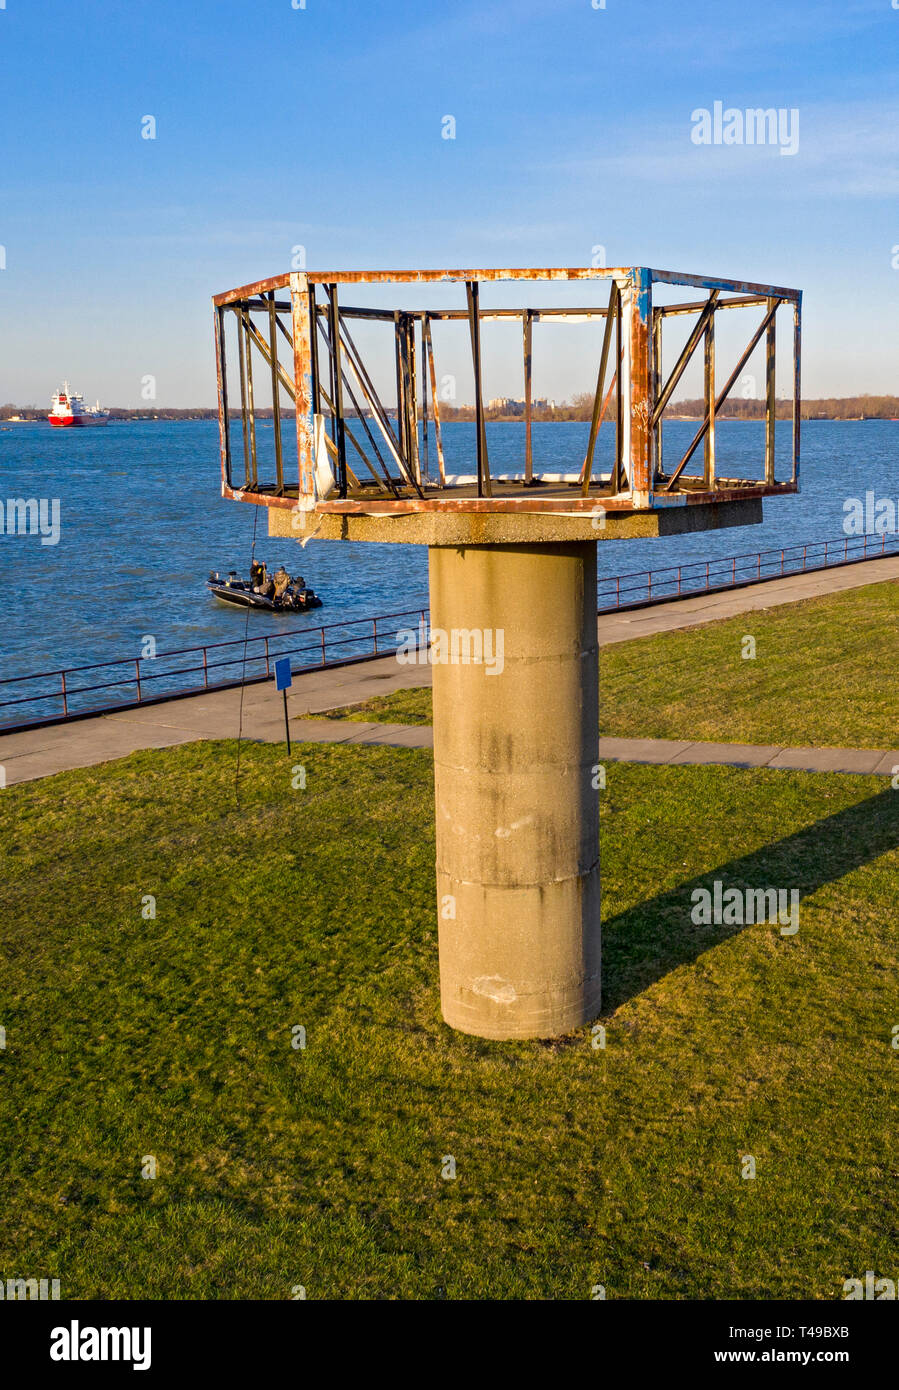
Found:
<box><xmin>2</xmin><ymin>554</ymin><xmax>897</xmax><ymax>786</ymax></box>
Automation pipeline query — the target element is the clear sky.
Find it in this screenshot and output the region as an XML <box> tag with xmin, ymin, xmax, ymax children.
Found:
<box><xmin>0</xmin><ymin>0</ymin><xmax>896</xmax><ymax>406</ymax></box>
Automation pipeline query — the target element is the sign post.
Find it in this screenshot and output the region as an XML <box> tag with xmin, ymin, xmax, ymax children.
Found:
<box><xmin>274</xmin><ymin>657</ymin><xmax>293</xmax><ymax>755</ymax></box>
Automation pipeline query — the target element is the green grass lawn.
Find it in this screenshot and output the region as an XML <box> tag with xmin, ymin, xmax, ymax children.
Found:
<box><xmin>309</xmin><ymin>580</ymin><xmax>899</xmax><ymax>749</ymax></box>
<box><xmin>2</xmin><ymin>740</ymin><xmax>897</xmax><ymax>1299</ymax></box>
<box><xmin>304</xmin><ymin>684</ymin><xmax>433</xmax><ymax>726</ymax></box>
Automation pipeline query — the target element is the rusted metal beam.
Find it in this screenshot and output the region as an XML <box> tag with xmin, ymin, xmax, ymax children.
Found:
<box><xmin>581</xmin><ymin>282</ymin><xmax>618</xmax><ymax>495</ymax></box>
<box><xmin>267</xmin><ymin>292</ymin><xmax>285</xmax><ymax>495</ymax></box>
<box><xmin>323</xmin><ymin>305</ymin><xmax>612</xmax><ymax>323</ymax></box>
<box><xmin>466</xmin><ymin>280</ymin><xmax>491</xmax><ymax>498</ymax></box>
<box><xmin>792</xmin><ymin>296</ymin><xmax>802</xmax><ymax>486</ymax></box>
<box><xmin>214</xmin><ymin>274</ymin><xmax>290</xmax><ymax>307</ymax></box>
<box><xmin>302</xmin><ymin>267</ymin><xmax>631</xmax><ymax>286</ymax></box>
<box><xmin>214</xmin><ymin>305</ymin><xmax>231</xmax><ymax>491</ymax></box>
<box><xmin>336</xmin><ymin>317</ymin><xmax>423</xmax><ymax>497</ymax></box>
<box><xmin>423</xmin><ymin>315</ymin><xmax>446</xmax><ymax>485</ymax></box>
<box><xmin>648</xmin><ymin>268</ymin><xmax>800</xmax><ymax>300</ymax></box>
<box><xmin>651</xmin><ymin>291</ymin><xmax>720</xmax><ymax>428</ymax></box>
<box><xmin>614</xmin><ymin>299</ymin><xmax>623</xmax><ymax>493</ymax></box>
<box><xmin>403</xmin><ymin>314</ymin><xmax>420</xmax><ymax>485</ymax></box>
<box><xmin>243</xmin><ymin>310</ymin><xmax>258</xmax><ymax>489</ymax></box>
<box><xmin>307</xmin><ymin>284</ymin><xmax>321</xmax><ymax>417</ymax></box>
<box><xmin>221</xmin><ymin>476</ymin><xmax>798</xmax><ymax>512</ymax></box>
<box><xmin>289</xmin><ymin>271</ymin><xmax>316</xmax><ymax>500</ymax></box>
<box><xmin>313</xmin><ymin>317</ymin><xmax>398</xmax><ymax>494</ymax></box>
<box><xmin>325</xmin><ymin>284</ymin><xmax>348</xmax><ymax>497</ymax></box>
<box><xmin>523</xmin><ymin>309</ymin><xmax>533</xmax><ymax>484</ymax></box>
<box><xmin>241</xmin><ymin>310</ymin><xmax>295</xmax><ymax>400</ymax></box>
<box><xmin>393</xmin><ymin>314</ymin><xmax>406</xmax><ymax>466</ymax></box>
<box><xmin>664</xmin><ymin>299</ymin><xmax>780</xmax><ymax>491</ymax></box>
<box><xmin>628</xmin><ymin>267</ymin><xmax>653</xmax><ymax>504</ymax></box>
<box><xmin>314</xmin><ymin>480</ymin><xmax>798</xmax><ymax>514</ymax></box>
<box><xmin>765</xmin><ymin>297</ymin><xmax>776</xmax><ymax>485</ymax></box>
<box><xmin>704</xmin><ymin>298</ymin><xmax>716</xmax><ymax>488</ymax></box>
<box><xmin>215</xmin><ymin>267</ymin><xmax>798</xmax><ymax>302</ymax></box>
<box><xmin>656</xmin><ymin>293</ymin><xmax>770</xmax><ymax>318</ymax></box>
<box><xmin>652</xmin><ymin>308</ymin><xmax>663</xmax><ymax>482</ymax></box>
<box><xmin>235</xmin><ymin>307</ymin><xmax>251</xmax><ymax>486</ymax></box>
<box><xmin>420</xmin><ymin>316</ymin><xmax>430</xmax><ymax>482</ymax></box>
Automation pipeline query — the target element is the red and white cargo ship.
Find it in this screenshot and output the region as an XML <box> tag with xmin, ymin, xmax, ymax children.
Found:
<box><xmin>48</xmin><ymin>382</ymin><xmax>109</xmax><ymax>427</ymax></box>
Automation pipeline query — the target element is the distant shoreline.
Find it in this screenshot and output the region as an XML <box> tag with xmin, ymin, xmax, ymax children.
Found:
<box><xmin>2</xmin><ymin>413</ymin><xmax>897</xmax><ymax>425</ymax></box>
<box><xmin>3</xmin><ymin>399</ymin><xmax>899</xmax><ymax>425</ymax></box>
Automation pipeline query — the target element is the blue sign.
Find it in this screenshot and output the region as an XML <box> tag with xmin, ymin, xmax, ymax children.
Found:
<box><xmin>274</xmin><ymin>657</ymin><xmax>293</xmax><ymax>692</ymax></box>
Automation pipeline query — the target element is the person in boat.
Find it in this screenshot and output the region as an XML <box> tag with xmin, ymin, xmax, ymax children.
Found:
<box><xmin>251</xmin><ymin>560</ymin><xmax>274</xmax><ymax>598</ymax></box>
<box><xmin>273</xmin><ymin>565</ymin><xmax>291</xmax><ymax>602</ymax></box>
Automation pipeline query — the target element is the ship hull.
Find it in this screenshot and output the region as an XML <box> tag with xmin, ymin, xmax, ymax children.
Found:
<box><xmin>49</xmin><ymin>415</ymin><xmax>108</xmax><ymax>427</ymax></box>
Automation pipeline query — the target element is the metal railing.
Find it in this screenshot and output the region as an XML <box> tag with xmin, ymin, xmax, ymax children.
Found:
<box><xmin>0</xmin><ymin>606</ymin><xmax>430</xmax><ymax>732</ymax></box>
<box><xmin>596</xmin><ymin>530</ymin><xmax>899</xmax><ymax>610</ymax></box>
<box><xmin>1</xmin><ymin>532</ymin><xmax>897</xmax><ymax>733</ymax></box>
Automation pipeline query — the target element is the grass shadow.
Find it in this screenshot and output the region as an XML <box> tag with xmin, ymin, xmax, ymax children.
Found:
<box><xmin>601</xmin><ymin>784</ymin><xmax>899</xmax><ymax>1013</ymax></box>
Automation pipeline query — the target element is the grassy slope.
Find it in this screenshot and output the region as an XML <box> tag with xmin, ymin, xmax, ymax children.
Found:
<box><xmin>308</xmin><ymin>580</ymin><xmax>899</xmax><ymax>749</ymax></box>
<box><xmin>1</xmin><ymin>740</ymin><xmax>897</xmax><ymax>1299</ymax></box>
<box><xmin>601</xmin><ymin>579</ymin><xmax>899</xmax><ymax>748</ymax></box>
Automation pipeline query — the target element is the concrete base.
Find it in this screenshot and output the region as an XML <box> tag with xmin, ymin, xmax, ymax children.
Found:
<box><xmin>429</xmin><ymin>542</ymin><xmax>601</xmax><ymax>1039</ymax></box>
<box><xmin>268</xmin><ymin>496</ymin><xmax>764</xmax><ymax>546</ymax></box>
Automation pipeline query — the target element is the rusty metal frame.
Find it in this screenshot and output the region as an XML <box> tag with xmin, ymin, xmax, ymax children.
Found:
<box><xmin>212</xmin><ymin>266</ymin><xmax>801</xmax><ymax>516</ymax></box>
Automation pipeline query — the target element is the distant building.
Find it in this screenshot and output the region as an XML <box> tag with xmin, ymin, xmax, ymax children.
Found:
<box><xmin>487</xmin><ymin>396</ymin><xmax>552</xmax><ymax>414</ymax></box>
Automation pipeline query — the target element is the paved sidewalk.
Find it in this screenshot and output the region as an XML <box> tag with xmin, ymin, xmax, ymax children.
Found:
<box><xmin>597</xmin><ymin>735</ymin><xmax>899</xmax><ymax>777</ymax></box>
<box><xmin>2</xmin><ymin>554</ymin><xmax>897</xmax><ymax>786</ymax></box>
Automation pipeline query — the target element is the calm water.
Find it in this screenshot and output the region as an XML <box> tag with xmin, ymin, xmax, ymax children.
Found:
<box><xmin>1</xmin><ymin>418</ymin><xmax>897</xmax><ymax>684</ymax></box>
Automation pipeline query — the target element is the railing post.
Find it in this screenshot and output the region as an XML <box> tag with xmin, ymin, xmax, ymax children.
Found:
<box><xmin>373</xmin><ymin>617</ymin><xmax>378</xmax><ymax>655</ymax></box>
<box><xmin>61</xmin><ymin>671</ymin><xmax>68</xmax><ymax>717</ymax></box>
<box><xmin>321</xmin><ymin>628</ymin><xmax>327</xmax><ymax>666</ymax></box>
<box><xmin>202</xmin><ymin>648</ymin><xmax>209</xmax><ymax>689</ymax></box>
<box><xmin>264</xmin><ymin>636</ymin><xmax>271</xmax><ymax>677</ymax></box>
<box><xmin>135</xmin><ymin>659</ymin><xmax>142</xmax><ymax>702</ymax></box>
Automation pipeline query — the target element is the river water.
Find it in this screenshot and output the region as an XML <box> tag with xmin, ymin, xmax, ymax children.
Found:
<box><xmin>0</xmin><ymin>418</ymin><xmax>896</xmax><ymax>688</ymax></box>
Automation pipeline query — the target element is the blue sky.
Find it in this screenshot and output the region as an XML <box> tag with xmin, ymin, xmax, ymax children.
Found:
<box><xmin>0</xmin><ymin>0</ymin><xmax>897</xmax><ymax>405</ymax></box>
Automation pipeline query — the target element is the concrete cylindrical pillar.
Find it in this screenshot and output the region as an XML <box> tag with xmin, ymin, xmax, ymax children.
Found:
<box><xmin>429</xmin><ymin>540</ymin><xmax>601</xmax><ymax>1040</ymax></box>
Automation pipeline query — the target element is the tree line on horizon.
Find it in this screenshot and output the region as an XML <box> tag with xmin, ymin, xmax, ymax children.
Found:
<box><xmin>3</xmin><ymin>394</ymin><xmax>898</xmax><ymax>423</ymax></box>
